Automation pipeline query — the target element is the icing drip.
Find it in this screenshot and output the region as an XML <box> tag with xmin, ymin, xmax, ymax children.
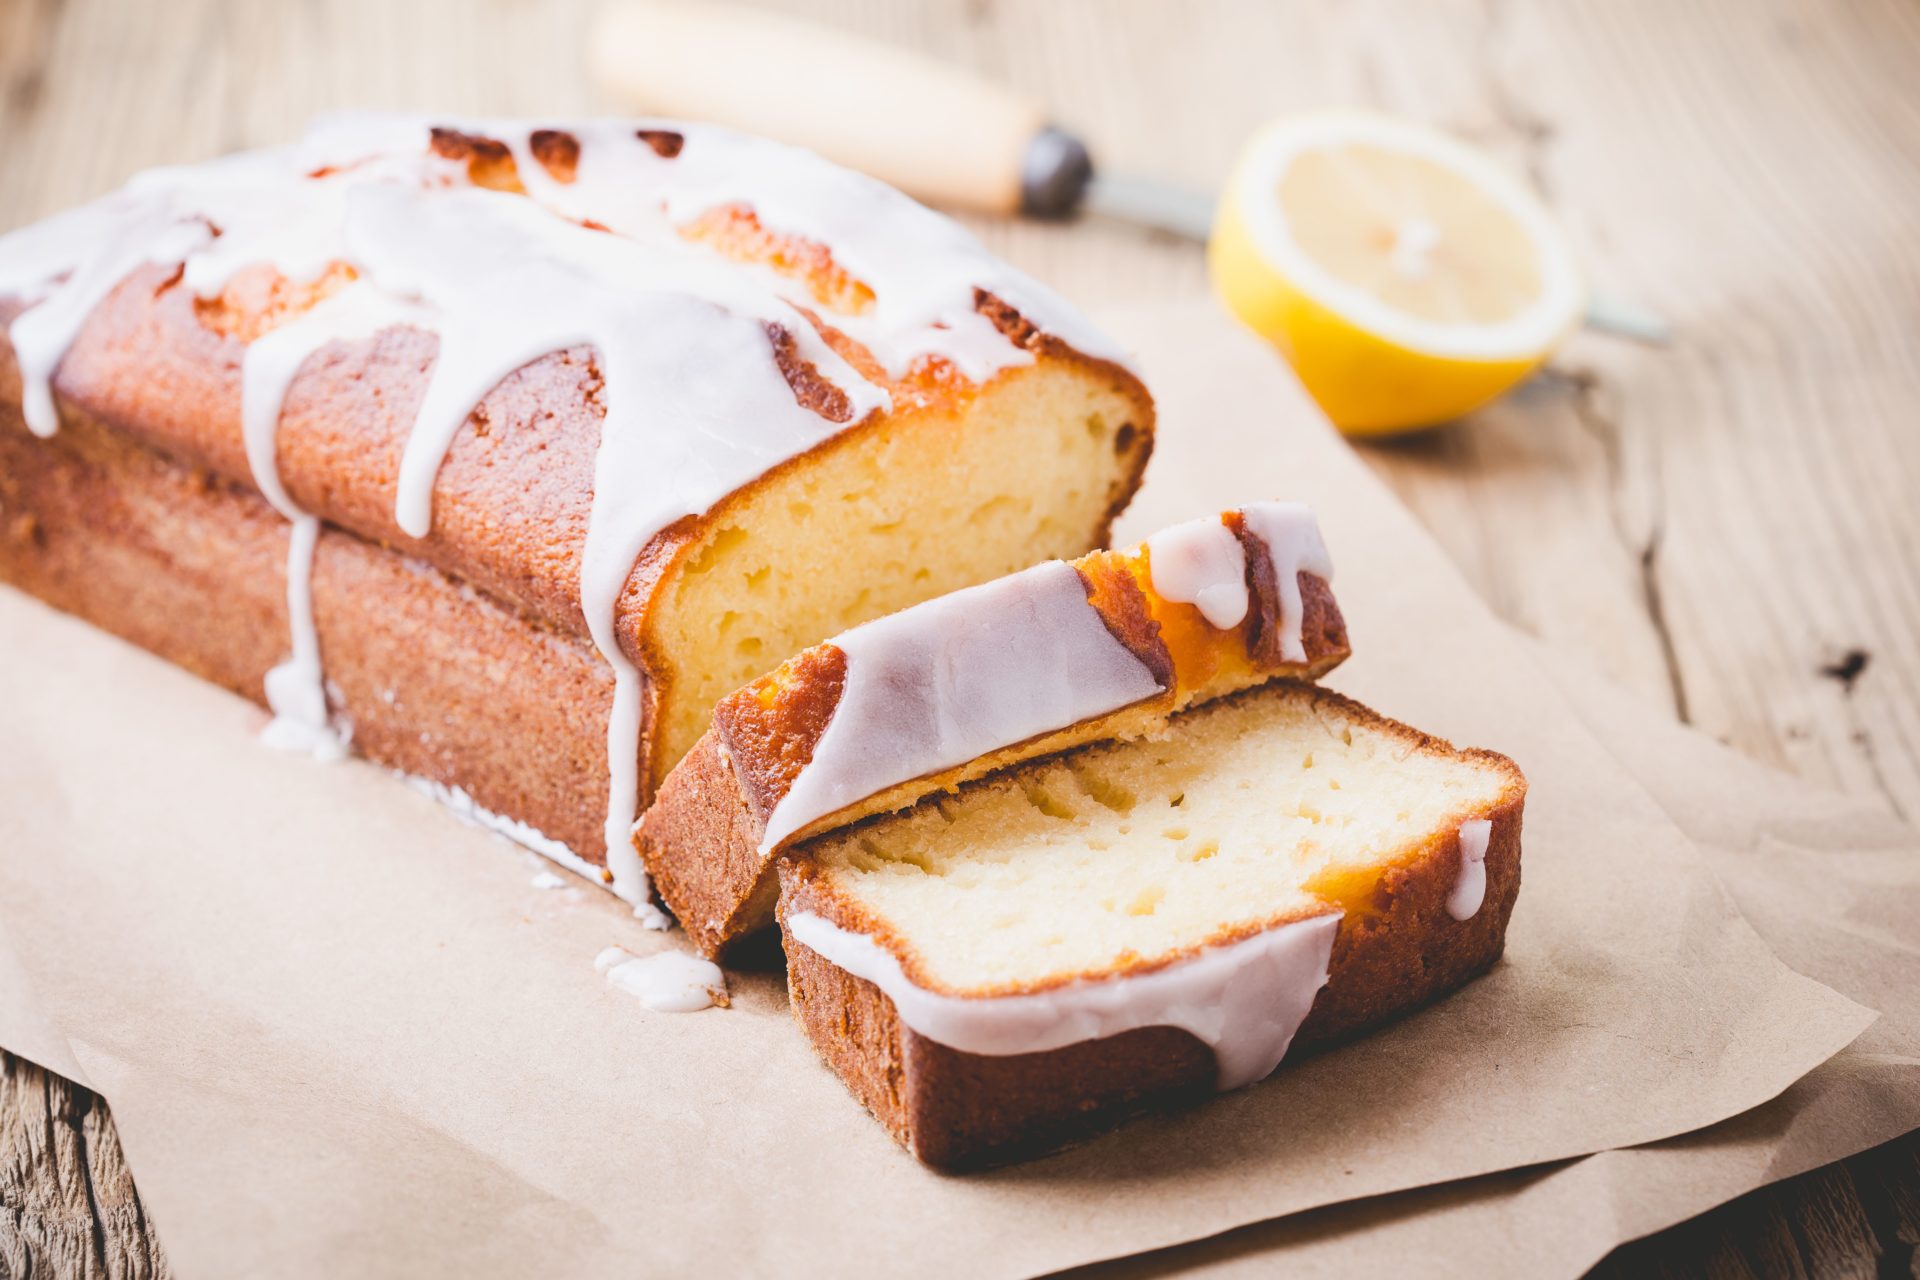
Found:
<box><xmin>594</xmin><ymin>945</ymin><xmax>727</xmax><ymax>1013</ymax></box>
<box><xmin>1447</xmin><ymin>818</ymin><xmax>1493</xmax><ymax>921</ymax></box>
<box><xmin>0</xmin><ymin>114</ymin><xmax>1134</xmax><ymax>918</ymax></box>
<box><xmin>256</xmin><ymin>516</ymin><xmax>346</xmax><ymax>760</ymax></box>
<box><xmin>243</xmin><ymin>284</ymin><xmax>418</xmax><ymax>758</ymax></box>
<box><xmin>159</xmin><ymin>148</ymin><xmax>392</xmax><ymax>299</ymax></box>
<box><xmin>0</xmin><ymin>146</ymin><xmax>433</xmax><ymax>437</ymax></box>
<box><xmin>757</xmin><ymin>561</ymin><xmax>1167</xmax><ymax>853</ymax></box>
<box><xmin>2</xmin><ymin>195</ymin><xmax>210</xmax><ymax>436</ymax></box>
<box><xmin>1146</xmin><ymin>515</ymin><xmax>1250</xmax><ymax>629</ymax></box>
<box><xmin>786</xmin><ymin>910</ymin><xmax>1340</xmax><ymax>1091</ymax></box>
<box><xmin>1238</xmin><ymin>502</ymin><xmax>1335</xmax><ymax>664</ymax></box>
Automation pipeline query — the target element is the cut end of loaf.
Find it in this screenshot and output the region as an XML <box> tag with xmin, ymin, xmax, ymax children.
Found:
<box><xmin>641</xmin><ymin>355</ymin><xmax>1153</xmax><ymax>789</ymax></box>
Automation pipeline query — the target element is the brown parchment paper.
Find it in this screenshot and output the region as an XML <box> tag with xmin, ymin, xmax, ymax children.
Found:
<box><xmin>1068</xmin><ymin>633</ymin><xmax>1920</xmax><ymax>1278</ymax></box>
<box><xmin>0</xmin><ymin>304</ymin><xmax>1894</xmax><ymax>1279</ymax></box>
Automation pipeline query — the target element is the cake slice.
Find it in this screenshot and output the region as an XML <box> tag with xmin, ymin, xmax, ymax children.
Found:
<box><xmin>637</xmin><ymin>503</ymin><xmax>1351</xmax><ymax>957</ymax></box>
<box><xmin>778</xmin><ymin>681</ymin><xmax>1525</xmax><ymax>1168</ymax></box>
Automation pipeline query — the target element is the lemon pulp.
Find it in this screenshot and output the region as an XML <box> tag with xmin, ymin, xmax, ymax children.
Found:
<box><xmin>1210</xmin><ymin>112</ymin><xmax>1583</xmax><ymax>434</ymax></box>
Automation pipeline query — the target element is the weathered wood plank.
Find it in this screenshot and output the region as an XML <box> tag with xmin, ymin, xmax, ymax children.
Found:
<box><xmin>1850</xmin><ymin>1135</ymin><xmax>1920</xmax><ymax>1279</ymax></box>
<box><xmin>1591</xmin><ymin>1145</ymin><xmax>1920</xmax><ymax>1280</ymax></box>
<box><xmin>0</xmin><ymin>1051</ymin><xmax>171</xmax><ymax>1280</ymax></box>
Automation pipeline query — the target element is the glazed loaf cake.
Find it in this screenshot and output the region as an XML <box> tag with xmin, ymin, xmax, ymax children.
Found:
<box><xmin>780</xmin><ymin>681</ymin><xmax>1526</xmax><ymax>1168</ymax></box>
<box><xmin>639</xmin><ymin>503</ymin><xmax>1350</xmax><ymax>957</ymax></box>
<box><xmin>0</xmin><ymin>114</ymin><xmax>1152</xmax><ymax>907</ymax></box>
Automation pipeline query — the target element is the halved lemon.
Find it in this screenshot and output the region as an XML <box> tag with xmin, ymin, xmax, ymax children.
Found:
<box><xmin>1209</xmin><ymin>111</ymin><xmax>1584</xmax><ymax>434</ymax></box>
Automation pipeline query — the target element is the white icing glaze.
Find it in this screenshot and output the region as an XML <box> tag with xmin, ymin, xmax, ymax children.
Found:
<box><xmin>488</xmin><ymin>117</ymin><xmax>1136</xmax><ymax>382</ymax></box>
<box><xmin>595</xmin><ymin>945</ymin><xmax>727</xmax><ymax>1013</ymax></box>
<box><xmin>1144</xmin><ymin>503</ymin><xmax>1332</xmax><ymax>656</ymax></box>
<box><xmin>0</xmin><ymin>146</ymin><xmax>434</xmax><ymax>436</ymax></box>
<box><xmin>0</xmin><ymin>114</ymin><xmax>1134</xmax><ymax>915</ymax></box>
<box><xmin>757</xmin><ymin>561</ymin><xmax>1167</xmax><ymax>853</ymax></box>
<box><xmin>529</xmin><ymin>871</ymin><xmax>567</xmax><ymax>890</ymax></box>
<box><xmin>255</xmin><ymin>516</ymin><xmax>348</xmax><ymax>761</ymax></box>
<box><xmin>1237</xmin><ymin>502</ymin><xmax>1335</xmax><ymax>664</ymax></box>
<box><xmin>786</xmin><ymin>910</ymin><xmax>1340</xmax><ymax>1091</ymax></box>
<box><xmin>243</xmin><ymin>284</ymin><xmax>419</xmax><ymax>759</ymax></box>
<box><xmin>1</xmin><ymin>194</ymin><xmax>209</xmax><ymax>436</ymax></box>
<box><xmin>154</xmin><ymin>149</ymin><xmax>405</xmax><ymax>300</ymax></box>
<box><xmin>297</xmin><ymin>111</ymin><xmax>1130</xmax><ymax>381</ymax></box>
<box><xmin>403</xmin><ymin>774</ymin><xmax>667</xmax><ymax>925</ymax></box>
<box><xmin>1145</xmin><ymin>515</ymin><xmax>1250</xmax><ymax>629</ymax></box>
<box><xmin>1447</xmin><ymin>818</ymin><xmax>1493</xmax><ymax>921</ymax></box>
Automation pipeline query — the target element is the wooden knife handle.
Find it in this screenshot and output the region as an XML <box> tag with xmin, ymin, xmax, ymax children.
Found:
<box><xmin>590</xmin><ymin>0</ymin><xmax>1047</xmax><ymax>215</ymax></box>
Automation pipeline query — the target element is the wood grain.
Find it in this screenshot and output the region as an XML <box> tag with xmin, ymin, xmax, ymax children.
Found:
<box><xmin>0</xmin><ymin>0</ymin><xmax>1915</xmax><ymax>1275</ymax></box>
<box><xmin>0</xmin><ymin>1053</ymin><xmax>168</xmax><ymax>1280</ymax></box>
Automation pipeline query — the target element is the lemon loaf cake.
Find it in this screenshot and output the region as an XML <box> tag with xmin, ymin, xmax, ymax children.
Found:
<box><xmin>0</xmin><ymin>114</ymin><xmax>1152</xmax><ymax>909</ymax></box>
<box><xmin>778</xmin><ymin>681</ymin><xmax>1525</xmax><ymax>1168</ymax></box>
<box><xmin>637</xmin><ymin>503</ymin><xmax>1350</xmax><ymax>957</ymax></box>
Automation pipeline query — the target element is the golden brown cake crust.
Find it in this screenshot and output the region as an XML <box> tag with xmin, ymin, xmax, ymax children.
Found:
<box><xmin>0</xmin><ymin>398</ymin><xmax>619</xmax><ymax>860</ymax></box>
<box><xmin>712</xmin><ymin>644</ymin><xmax>852</xmax><ymax>833</ymax></box>
<box><xmin>5</xmin><ymin>252</ymin><xmax>1154</xmax><ymax>806</ymax></box>
<box><xmin>24</xmin><ymin>272</ymin><xmax>1148</xmax><ymax>643</ymax></box>
<box><xmin>638</xmin><ymin>559</ymin><xmax>1350</xmax><ymax>958</ymax></box>
<box><xmin>640</xmin><ymin>724</ymin><xmax>788</xmax><ymax>946</ymax></box>
<box><xmin>776</xmin><ymin>684</ymin><xmax>1526</xmax><ymax>1169</ymax></box>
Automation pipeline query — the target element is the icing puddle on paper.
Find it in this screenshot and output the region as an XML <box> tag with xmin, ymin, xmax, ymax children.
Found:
<box><xmin>595</xmin><ymin>946</ymin><xmax>728</xmax><ymax>1013</ymax></box>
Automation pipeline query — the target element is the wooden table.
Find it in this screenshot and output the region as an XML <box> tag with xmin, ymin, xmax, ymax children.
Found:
<box><xmin>2</xmin><ymin>0</ymin><xmax>1916</xmax><ymax>1274</ymax></box>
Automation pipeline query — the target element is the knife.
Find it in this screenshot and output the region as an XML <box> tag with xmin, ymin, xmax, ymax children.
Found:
<box><xmin>590</xmin><ymin>0</ymin><xmax>1667</xmax><ymax>342</ymax></box>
